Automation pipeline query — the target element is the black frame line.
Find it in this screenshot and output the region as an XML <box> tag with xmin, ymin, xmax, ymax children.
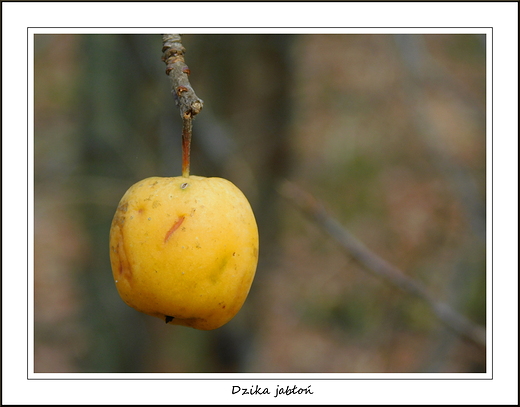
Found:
<box><xmin>28</xmin><ymin>27</ymin><xmax>492</xmax><ymax>381</ymax></box>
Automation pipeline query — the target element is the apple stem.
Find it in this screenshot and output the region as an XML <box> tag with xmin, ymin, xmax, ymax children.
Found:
<box><xmin>182</xmin><ymin>115</ymin><xmax>192</xmax><ymax>177</ymax></box>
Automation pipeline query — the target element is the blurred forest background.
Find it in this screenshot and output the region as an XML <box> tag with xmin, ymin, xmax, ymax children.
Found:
<box><xmin>33</xmin><ymin>33</ymin><xmax>486</xmax><ymax>373</ymax></box>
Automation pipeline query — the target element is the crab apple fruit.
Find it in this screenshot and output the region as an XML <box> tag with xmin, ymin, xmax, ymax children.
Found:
<box><xmin>109</xmin><ymin>175</ymin><xmax>259</xmax><ymax>330</ymax></box>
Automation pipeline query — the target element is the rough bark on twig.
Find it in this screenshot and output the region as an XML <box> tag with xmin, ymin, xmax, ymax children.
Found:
<box><xmin>162</xmin><ymin>34</ymin><xmax>203</xmax><ymax>119</ymax></box>
<box><xmin>162</xmin><ymin>34</ymin><xmax>203</xmax><ymax>177</ymax></box>
<box><xmin>279</xmin><ymin>180</ymin><xmax>486</xmax><ymax>349</ymax></box>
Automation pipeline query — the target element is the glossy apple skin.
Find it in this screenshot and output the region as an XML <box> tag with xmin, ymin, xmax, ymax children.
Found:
<box><xmin>109</xmin><ymin>176</ymin><xmax>259</xmax><ymax>330</ymax></box>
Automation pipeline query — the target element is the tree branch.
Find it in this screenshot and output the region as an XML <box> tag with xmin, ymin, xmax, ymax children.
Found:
<box><xmin>278</xmin><ymin>180</ymin><xmax>486</xmax><ymax>349</ymax></box>
<box><xmin>162</xmin><ymin>34</ymin><xmax>203</xmax><ymax>177</ymax></box>
<box><xmin>162</xmin><ymin>34</ymin><xmax>203</xmax><ymax>119</ymax></box>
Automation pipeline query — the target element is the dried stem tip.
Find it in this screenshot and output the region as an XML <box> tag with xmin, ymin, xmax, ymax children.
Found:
<box><xmin>162</xmin><ymin>34</ymin><xmax>203</xmax><ymax>119</ymax></box>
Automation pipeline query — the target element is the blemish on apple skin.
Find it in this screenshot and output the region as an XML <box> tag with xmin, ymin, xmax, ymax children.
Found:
<box><xmin>114</xmin><ymin>228</ymin><xmax>132</xmax><ymax>281</ymax></box>
<box><xmin>164</xmin><ymin>216</ymin><xmax>185</xmax><ymax>243</ymax></box>
<box><xmin>118</xmin><ymin>202</ymin><xmax>128</xmax><ymax>213</ymax></box>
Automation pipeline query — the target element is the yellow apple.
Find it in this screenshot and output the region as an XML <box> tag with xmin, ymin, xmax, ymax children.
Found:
<box><xmin>109</xmin><ymin>175</ymin><xmax>259</xmax><ymax>330</ymax></box>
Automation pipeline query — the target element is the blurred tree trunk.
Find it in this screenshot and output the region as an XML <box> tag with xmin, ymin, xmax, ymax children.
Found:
<box><xmin>182</xmin><ymin>34</ymin><xmax>295</xmax><ymax>371</ymax></box>
<box><xmin>75</xmin><ymin>34</ymin><xmax>161</xmax><ymax>372</ymax></box>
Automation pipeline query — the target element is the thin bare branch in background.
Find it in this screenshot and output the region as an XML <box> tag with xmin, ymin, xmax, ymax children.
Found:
<box><xmin>279</xmin><ymin>180</ymin><xmax>487</xmax><ymax>349</ymax></box>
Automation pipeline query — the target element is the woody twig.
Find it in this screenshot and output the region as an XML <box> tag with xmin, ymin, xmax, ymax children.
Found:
<box><xmin>162</xmin><ymin>34</ymin><xmax>203</xmax><ymax>177</ymax></box>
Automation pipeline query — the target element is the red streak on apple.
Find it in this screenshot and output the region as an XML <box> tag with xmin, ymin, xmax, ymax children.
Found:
<box><xmin>164</xmin><ymin>216</ymin><xmax>185</xmax><ymax>243</ymax></box>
